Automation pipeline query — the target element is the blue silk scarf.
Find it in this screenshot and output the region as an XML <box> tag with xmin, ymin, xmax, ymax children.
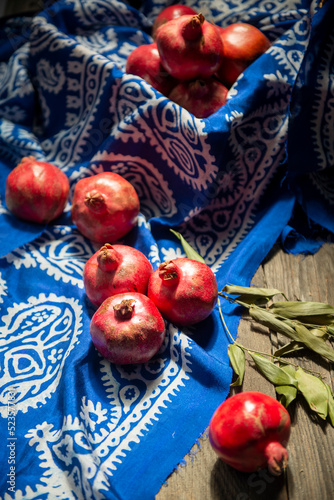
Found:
<box><xmin>0</xmin><ymin>1</ymin><xmax>333</xmax><ymax>499</ymax></box>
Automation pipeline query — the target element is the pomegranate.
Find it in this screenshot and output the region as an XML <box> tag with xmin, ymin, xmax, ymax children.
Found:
<box><xmin>152</xmin><ymin>4</ymin><xmax>198</xmax><ymax>39</ymax></box>
<box><xmin>147</xmin><ymin>258</ymin><xmax>218</xmax><ymax>326</ymax></box>
<box><xmin>5</xmin><ymin>156</ymin><xmax>70</xmax><ymax>224</ymax></box>
<box><xmin>71</xmin><ymin>172</ymin><xmax>140</xmax><ymax>243</ymax></box>
<box><xmin>216</xmin><ymin>22</ymin><xmax>271</xmax><ymax>88</ymax></box>
<box><xmin>90</xmin><ymin>292</ymin><xmax>166</xmax><ymax>364</ymax></box>
<box><xmin>125</xmin><ymin>42</ymin><xmax>178</xmax><ymax>96</ymax></box>
<box><xmin>209</xmin><ymin>391</ymin><xmax>291</xmax><ymax>475</ymax></box>
<box><xmin>168</xmin><ymin>78</ymin><xmax>228</xmax><ymax>118</ymax></box>
<box><xmin>83</xmin><ymin>243</ymin><xmax>153</xmax><ymax>307</ymax></box>
<box><xmin>155</xmin><ymin>13</ymin><xmax>224</xmax><ymax>80</ymax></box>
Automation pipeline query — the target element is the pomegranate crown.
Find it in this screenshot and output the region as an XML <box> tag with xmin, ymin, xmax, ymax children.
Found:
<box><xmin>182</xmin><ymin>13</ymin><xmax>205</xmax><ymax>41</ymax></box>
<box><xmin>97</xmin><ymin>243</ymin><xmax>120</xmax><ymax>272</ymax></box>
<box><xmin>84</xmin><ymin>190</ymin><xmax>107</xmax><ymax>213</ymax></box>
<box><xmin>113</xmin><ymin>299</ymin><xmax>135</xmax><ymax>320</ymax></box>
<box><xmin>158</xmin><ymin>260</ymin><xmax>179</xmax><ymax>285</ymax></box>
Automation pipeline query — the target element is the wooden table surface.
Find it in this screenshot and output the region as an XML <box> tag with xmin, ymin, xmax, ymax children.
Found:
<box><xmin>157</xmin><ymin>243</ymin><xmax>334</xmax><ymax>500</ymax></box>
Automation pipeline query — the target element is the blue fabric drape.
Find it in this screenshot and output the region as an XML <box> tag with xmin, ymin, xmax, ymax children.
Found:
<box><xmin>0</xmin><ymin>1</ymin><xmax>333</xmax><ymax>499</ymax></box>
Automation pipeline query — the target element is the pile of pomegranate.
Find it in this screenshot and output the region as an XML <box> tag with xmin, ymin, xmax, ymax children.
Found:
<box><xmin>126</xmin><ymin>4</ymin><xmax>271</xmax><ymax>118</ymax></box>
<box><xmin>5</xmin><ymin>155</ymin><xmax>219</xmax><ymax>365</ymax></box>
<box><xmin>88</xmin><ymin>253</ymin><xmax>218</xmax><ymax>363</ymax></box>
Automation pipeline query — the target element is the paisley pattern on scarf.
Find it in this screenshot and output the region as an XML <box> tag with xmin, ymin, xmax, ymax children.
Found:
<box><xmin>0</xmin><ymin>0</ymin><xmax>332</xmax><ymax>499</ymax></box>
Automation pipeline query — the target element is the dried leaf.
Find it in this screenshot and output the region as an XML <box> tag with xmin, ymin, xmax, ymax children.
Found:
<box><xmin>294</xmin><ymin>324</ymin><xmax>334</xmax><ymax>363</ymax></box>
<box><xmin>222</xmin><ymin>284</ymin><xmax>284</xmax><ymax>300</ymax></box>
<box><xmin>325</xmin><ymin>384</ymin><xmax>334</xmax><ymax>426</ymax></box>
<box><xmin>270</xmin><ymin>301</ymin><xmax>334</xmax><ymax>319</ymax></box>
<box><xmin>248</xmin><ymin>352</ymin><xmax>297</xmax><ymax>386</ymax></box>
<box><xmin>274</xmin><ymin>341</ymin><xmax>305</xmax><ymax>357</ymax></box>
<box><xmin>228</xmin><ymin>344</ymin><xmax>245</xmax><ymax>387</ymax></box>
<box><xmin>170</xmin><ymin>229</ymin><xmax>205</xmax><ymax>263</ymax></box>
<box><xmin>295</xmin><ymin>367</ymin><xmax>328</xmax><ymax>420</ymax></box>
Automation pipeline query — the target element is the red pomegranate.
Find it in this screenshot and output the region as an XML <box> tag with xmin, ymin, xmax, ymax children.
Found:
<box><xmin>209</xmin><ymin>391</ymin><xmax>291</xmax><ymax>475</ymax></box>
<box><xmin>125</xmin><ymin>42</ymin><xmax>178</xmax><ymax>96</ymax></box>
<box><xmin>155</xmin><ymin>13</ymin><xmax>224</xmax><ymax>80</ymax></box>
<box><xmin>71</xmin><ymin>172</ymin><xmax>140</xmax><ymax>243</ymax></box>
<box><xmin>83</xmin><ymin>243</ymin><xmax>153</xmax><ymax>307</ymax></box>
<box><xmin>152</xmin><ymin>4</ymin><xmax>198</xmax><ymax>39</ymax></box>
<box><xmin>216</xmin><ymin>22</ymin><xmax>271</xmax><ymax>87</ymax></box>
<box><xmin>168</xmin><ymin>78</ymin><xmax>228</xmax><ymax>118</ymax></box>
<box><xmin>5</xmin><ymin>156</ymin><xmax>70</xmax><ymax>224</ymax></box>
<box><xmin>90</xmin><ymin>292</ymin><xmax>166</xmax><ymax>364</ymax></box>
<box><xmin>147</xmin><ymin>258</ymin><xmax>218</xmax><ymax>326</ymax></box>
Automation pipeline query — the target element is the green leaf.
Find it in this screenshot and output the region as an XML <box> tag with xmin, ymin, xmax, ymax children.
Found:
<box><xmin>274</xmin><ymin>341</ymin><xmax>305</xmax><ymax>357</ymax></box>
<box><xmin>270</xmin><ymin>301</ymin><xmax>334</xmax><ymax>319</ymax></box>
<box><xmin>295</xmin><ymin>368</ymin><xmax>328</xmax><ymax>420</ymax></box>
<box><xmin>249</xmin><ymin>307</ymin><xmax>299</xmax><ymax>339</ymax></box>
<box><xmin>327</xmin><ymin>325</ymin><xmax>334</xmax><ymax>336</ymax></box>
<box><xmin>228</xmin><ymin>344</ymin><xmax>245</xmax><ymax>387</ymax></box>
<box><xmin>276</xmin><ymin>385</ymin><xmax>298</xmax><ymax>407</ymax></box>
<box><xmin>249</xmin><ymin>307</ymin><xmax>334</xmax><ymax>363</ymax></box>
<box><xmin>222</xmin><ymin>284</ymin><xmax>284</xmax><ymax>300</ymax></box>
<box><xmin>325</xmin><ymin>384</ymin><xmax>334</xmax><ymax>426</ymax></box>
<box><xmin>248</xmin><ymin>352</ymin><xmax>298</xmax><ymax>386</ymax></box>
<box><xmin>294</xmin><ymin>324</ymin><xmax>334</xmax><ymax>363</ymax></box>
<box><xmin>170</xmin><ymin>229</ymin><xmax>205</xmax><ymax>263</ymax></box>
<box><xmin>310</xmin><ymin>328</ymin><xmax>329</xmax><ymax>339</ymax></box>
<box><xmin>276</xmin><ymin>364</ymin><xmax>298</xmax><ymax>407</ymax></box>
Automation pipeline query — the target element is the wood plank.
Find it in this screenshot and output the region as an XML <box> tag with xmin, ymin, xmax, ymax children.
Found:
<box><xmin>262</xmin><ymin>243</ymin><xmax>334</xmax><ymax>500</ymax></box>
<box><xmin>156</xmin><ymin>243</ymin><xmax>334</xmax><ymax>500</ymax></box>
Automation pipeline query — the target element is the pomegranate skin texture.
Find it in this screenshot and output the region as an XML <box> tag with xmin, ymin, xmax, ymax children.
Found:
<box><xmin>71</xmin><ymin>172</ymin><xmax>140</xmax><ymax>243</ymax></box>
<box><xmin>168</xmin><ymin>78</ymin><xmax>228</xmax><ymax>118</ymax></box>
<box><xmin>216</xmin><ymin>22</ymin><xmax>271</xmax><ymax>88</ymax></box>
<box><xmin>5</xmin><ymin>156</ymin><xmax>70</xmax><ymax>224</ymax></box>
<box><xmin>147</xmin><ymin>258</ymin><xmax>218</xmax><ymax>326</ymax></box>
<box><xmin>125</xmin><ymin>42</ymin><xmax>178</xmax><ymax>96</ymax></box>
<box><xmin>90</xmin><ymin>292</ymin><xmax>166</xmax><ymax>364</ymax></box>
<box><xmin>152</xmin><ymin>4</ymin><xmax>198</xmax><ymax>39</ymax></box>
<box><xmin>156</xmin><ymin>13</ymin><xmax>224</xmax><ymax>80</ymax></box>
<box><xmin>83</xmin><ymin>243</ymin><xmax>153</xmax><ymax>307</ymax></box>
<box><xmin>209</xmin><ymin>391</ymin><xmax>291</xmax><ymax>475</ymax></box>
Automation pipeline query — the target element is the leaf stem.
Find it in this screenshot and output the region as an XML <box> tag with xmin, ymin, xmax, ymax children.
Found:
<box><xmin>218</xmin><ymin>298</ymin><xmax>323</xmax><ymax>378</ymax></box>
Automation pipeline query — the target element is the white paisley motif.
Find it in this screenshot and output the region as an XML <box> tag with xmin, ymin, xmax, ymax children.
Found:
<box><xmin>110</xmin><ymin>75</ymin><xmax>219</xmax><ymax>190</ymax></box>
<box><xmin>36</xmin><ymin>59</ymin><xmax>66</xmax><ymax>94</ymax></box>
<box><xmin>0</xmin><ymin>272</ymin><xmax>7</xmax><ymax>303</ymax></box>
<box><xmin>310</xmin><ymin>30</ymin><xmax>334</xmax><ymax>172</ymax></box>
<box><xmin>5</xmin><ymin>229</ymin><xmax>92</xmax><ymax>288</ymax></box>
<box><xmin>0</xmin><ymin>293</ymin><xmax>83</xmax><ymax>415</ymax></box>
<box><xmin>67</xmin><ymin>0</ymin><xmax>150</xmax><ymax>29</ymax></box>
<box><xmin>15</xmin><ymin>326</ymin><xmax>192</xmax><ymax>499</ymax></box>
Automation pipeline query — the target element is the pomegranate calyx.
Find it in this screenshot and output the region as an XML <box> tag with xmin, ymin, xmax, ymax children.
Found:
<box><xmin>182</xmin><ymin>13</ymin><xmax>205</xmax><ymax>41</ymax></box>
<box><xmin>97</xmin><ymin>243</ymin><xmax>120</xmax><ymax>272</ymax></box>
<box><xmin>17</xmin><ymin>155</ymin><xmax>35</xmax><ymax>167</ymax></box>
<box><xmin>190</xmin><ymin>79</ymin><xmax>210</xmax><ymax>98</ymax></box>
<box><xmin>158</xmin><ymin>261</ymin><xmax>179</xmax><ymax>286</ymax></box>
<box><xmin>113</xmin><ymin>299</ymin><xmax>135</xmax><ymax>320</ymax></box>
<box><xmin>84</xmin><ymin>190</ymin><xmax>107</xmax><ymax>213</ymax></box>
<box><xmin>264</xmin><ymin>441</ymin><xmax>289</xmax><ymax>476</ymax></box>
